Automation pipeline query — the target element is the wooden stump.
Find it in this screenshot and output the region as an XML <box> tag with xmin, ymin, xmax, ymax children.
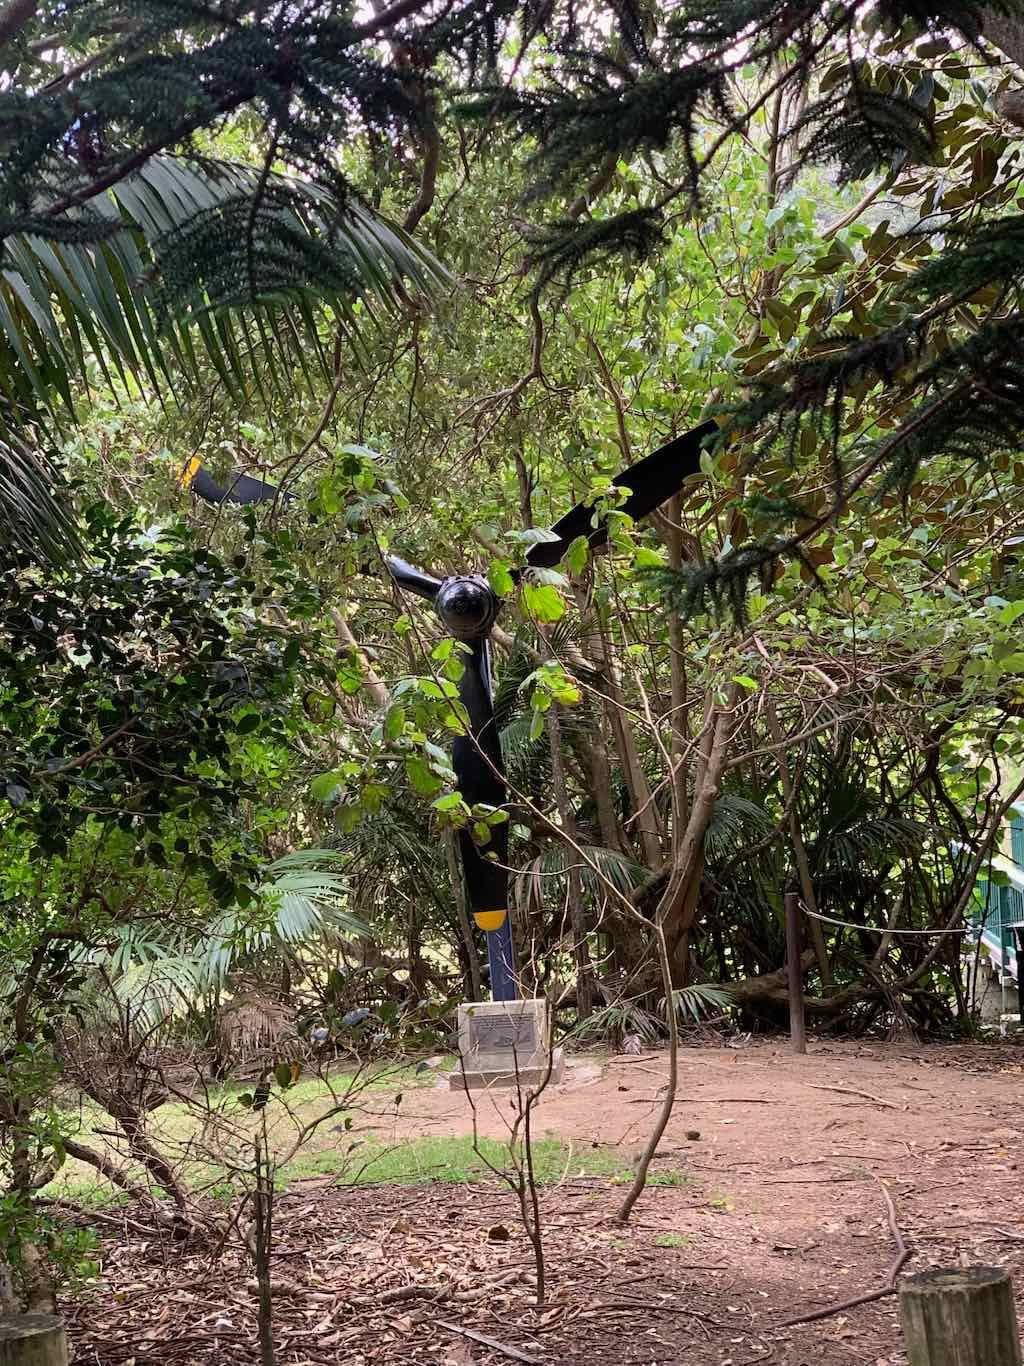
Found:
<box><xmin>900</xmin><ymin>1267</ymin><xmax>1022</xmax><ymax>1366</ymax></box>
<box><xmin>0</xmin><ymin>1315</ymin><xmax>68</xmax><ymax>1366</ymax></box>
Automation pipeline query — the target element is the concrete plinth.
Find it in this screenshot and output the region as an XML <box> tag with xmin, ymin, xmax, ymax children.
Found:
<box><xmin>448</xmin><ymin>998</ymin><xmax>562</xmax><ymax>1091</ymax></box>
<box><xmin>449</xmin><ymin>1047</ymin><xmax>565</xmax><ymax>1091</ymax></box>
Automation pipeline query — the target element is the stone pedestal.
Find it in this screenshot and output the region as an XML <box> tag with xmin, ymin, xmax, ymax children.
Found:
<box><xmin>449</xmin><ymin>998</ymin><xmax>564</xmax><ymax>1091</ymax></box>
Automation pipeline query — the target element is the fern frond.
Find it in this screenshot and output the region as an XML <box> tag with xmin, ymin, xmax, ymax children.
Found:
<box><xmin>661</xmin><ymin>982</ymin><xmax>733</xmax><ymax>1024</ymax></box>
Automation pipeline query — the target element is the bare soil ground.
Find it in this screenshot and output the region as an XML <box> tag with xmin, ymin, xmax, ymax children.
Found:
<box><xmin>67</xmin><ymin>1038</ymin><xmax>1024</xmax><ymax>1366</ymax></box>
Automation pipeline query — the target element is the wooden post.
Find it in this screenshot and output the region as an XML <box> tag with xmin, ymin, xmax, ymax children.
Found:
<box><xmin>0</xmin><ymin>1315</ymin><xmax>68</xmax><ymax>1366</ymax></box>
<box><xmin>900</xmin><ymin>1267</ymin><xmax>1023</xmax><ymax>1366</ymax></box>
<box><xmin>784</xmin><ymin>891</ymin><xmax>806</xmax><ymax>1054</ymax></box>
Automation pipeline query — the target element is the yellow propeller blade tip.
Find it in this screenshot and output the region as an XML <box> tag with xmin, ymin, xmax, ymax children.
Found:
<box><xmin>179</xmin><ymin>456</ymin><xmax>202</xmax><ymax>489</ymax></box>
<box><xmin>473</xmin><ymin>909</ymin><xmax>507</xmax><ymax>932</ymax></box>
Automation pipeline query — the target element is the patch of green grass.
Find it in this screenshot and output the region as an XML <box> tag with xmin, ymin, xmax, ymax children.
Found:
<box><xmin>46</xmin><ymin>1060</ymin><xmax>452</xmax><ymax>1202</ymax></box>
<box><xmin>54</xmin><ymin>1180</ymin><xmax>130</xmax><ymax>1209</ymax></box>
<box><xmin>646</xmin><ymin>1170</ymin><xmax>690</xmax><ymax>1187</ymax></box>
<box><xmin>653</xmin><ymin>1232</ymin><xmax>690</xmax><ymax>1248</ymax></box>
<box><xmin>218</xmin><ymin>1057</ymin><xmax>450</xmax><ymax>1109</ymax></box>
<box><xmin>48</xmin><ymin>1061</ymin><xmax>639</xmax><ymax>1210</ymax></box>
<box><xmin>278</xmin><ymin>1135</ymin><xmax>625</xmax><ymax>1190</ymax></box>
<box><xmin>610</xmin><ymin>1167</ymin><xmax>690</xmax><ymax>1187</ymax></box>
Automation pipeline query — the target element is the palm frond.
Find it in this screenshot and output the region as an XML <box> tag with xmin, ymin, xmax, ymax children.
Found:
<box><xmin>572</xmin><ymin>1000</ymin><xmax>662</xmax><ymax>1045</ymax></box>
<box><xmin>73</xmin><ymin>925</ymin><xmax>204</xmax><ymax>1033</ymax></box>
<box><xmin>815</xmin><ymin>815</ymin><xmax>925</xmax><ymax>873</ymax></box>
<box><xmin>70</xmin><ymin>850</ymin><xmax>367</xmax><ymax>1027</ymax></box>
<box><xmin>518</xmin><ymin>840</ymin><xmax>648</xmax><ymax>908</ymax></box>
<box><xmin>492</xmin><ymin>645</ymin><xmax>540</xmax><ymax>729</ymax></box>
<box><xmin>201</xmin><ymin>850</ymin><xmax>365</xmax><ymax>983</ymax></box>
<box><xmin>0</xmin><ymin>156</ymin><xmax>448</xmax><ymax>563</ymax></box>
<box><xmin>501</xmin><ymin>714</ymin><xmax>553</xmax><ymax>801</ymax></box>
<box><xmin>1</xmin><ymin>156</ymin><xmax>448</xmax><ymax>422</ymax></box>
<box><xmin>704</xmin><ymin>793</ymin><xmax>775</xmax><ymax>862</ymax></box>
<box><xmin>0</xmin><ymin>433</ymin><xmax>80</xmax><ymax>560</ymax></box>
<box><xmin>661</xmin><ymin>983</ymin><xmax>733</xmax><ymax>1025</ymax></box>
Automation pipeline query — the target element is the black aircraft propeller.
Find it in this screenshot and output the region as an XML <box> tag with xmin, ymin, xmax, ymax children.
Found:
<box><xmin>183</xmin><ymin>418</ymin><xmax>717</xmax><ymax>1000</ymax></box>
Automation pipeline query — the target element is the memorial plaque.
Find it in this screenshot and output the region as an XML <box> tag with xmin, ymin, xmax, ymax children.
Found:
<box><xmin>467</xmin><ymin>1013</ymin><xmax>537</xmax><ymax>1054</ymax></box>
<box><xmin>451</xmin><ymin>997</ymin><xmax>564</xmax><ymax>1090</ymax></box>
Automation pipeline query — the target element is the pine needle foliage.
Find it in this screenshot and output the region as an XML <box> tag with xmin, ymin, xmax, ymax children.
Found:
<box><xmin>518</xmin><ymin>208</ymin><xmax>666</xmax><ymax>302</ymax></box>
<box><xmin>6</xmin><ymin>0</ymin><xmax>1024</xmax><ymax>594</ymax></box>
<box><xmin>792</xmin><ymin>85</ymin><xmax>935</xmax><ymax>186</ymax></box>
<box><xmin>463</xmin><ymin>54</ymin><xmax>733</xmax><ymax>202</ymax></box>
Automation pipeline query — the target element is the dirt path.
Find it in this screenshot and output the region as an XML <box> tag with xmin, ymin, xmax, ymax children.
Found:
<box><xmin>68</xmin><ymin>1040</ymin><xmax>1024</xmax><ymax>1365</ymax></box>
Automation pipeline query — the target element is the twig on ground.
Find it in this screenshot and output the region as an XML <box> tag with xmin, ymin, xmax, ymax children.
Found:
<box><xmin>764</xmin><ymin>1175</ymin><xmax>870</xmax><ymax>1185</ymax></box>
<box><xmin>777</xmin><ymin>1178</ymin><xmax>911</xmax><ymax>1328</ymax></box>
<box><xmin>584</xmin><ymin>1298</ymin><xmax>720</xmax><ymax>1323</ymax></box>
<box><xmin>738</xmin><ymin>1347</ymin><xmax>775</xmax><ymax>1366</ymax></box>
<box><xmin>437</xmin><ymin>1320</ymin><xmax>541</xmax><ymax>1364</ymax></box>
<box><xmin>705</xmin><ymin>1097</ymin><xmax>777</xmax><ymax>1104</ymax></box>
<box><xmin>40</xmin><ymin>1198</ymin><xmax>165</xmax><ymax>1239</ymax></box>
<box><xmin>806</xmin><ymin>1084</ymin><xmax>899</xmax><ymax>1109</ymax></box>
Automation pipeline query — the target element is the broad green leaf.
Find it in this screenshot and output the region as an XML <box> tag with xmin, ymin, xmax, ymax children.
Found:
<box><xmin>383</xmin><ymin>705</ymin><xmax>406</xmax><ymax>740</ymax></box>
<box><xmin>523</xmin><ymin>582</ymin><xmax>566</xmax><ymax>622</ymax></box>
<box><xmin>406</xmin><ymin>754</ymin><xmax>443</xmax><ymax>796</ymax></box>
<box><xmin>488</xmin><ymin>560</ymin><xmax>515</xmax><ymax>596</ymax></box>
<box><xmin>311</xmin><ymin>772</ymin><xmax>344</xmax><ymax>802</ymax></box>
<box><xmin>507</xmin><ymin>527</ymin><xmax>562</xmax><ymax>547</ymax></box>
<box><xmin>565</xmin><ymin>536</ymin><xmax>589</xmax><ymax>574</ymax></box>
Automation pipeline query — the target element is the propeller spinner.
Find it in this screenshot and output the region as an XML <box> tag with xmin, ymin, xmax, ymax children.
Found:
<box><xmin>183</xmin><ymin>418</ymin><xmax>717</xmax><ymax>1002</ymax></box>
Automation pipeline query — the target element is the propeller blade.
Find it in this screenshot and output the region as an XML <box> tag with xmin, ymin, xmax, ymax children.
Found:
<box><xmin>384</xmin><ymin>554</ymin><xmax>443</xmax><ymax>601</ymax></box>
<box><xmin>525</xmin><ymin>418</ymin><xmax>717</xmax><ymax>570</ymax></box>
<box><xmin>452</xmin><ymin>638</ymin><xmax>509</xmax><ymax>928</ymax></box>
<box><xmin>184</xmin><ymin>461</ymin><xmax>285</xmax><ymax>506</ymax></box>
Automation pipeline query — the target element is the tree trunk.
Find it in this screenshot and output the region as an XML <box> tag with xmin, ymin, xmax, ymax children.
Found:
<box><xmin>330</xmin><ymin>609</ymin><xmax>389</xmax><ymax>709</ymax></box>
<box><xmin>444</xmin><ymin>832</ymin><xmax>483</xmax><ymax>1001</ymax></box>
<box><xmin>982</xmin><ymin>9</ymin><xmax>1024</xmax><ymax>70</ymax></box>
<box><xmin>7</xmin><ymin>1100</ymin><xmax>55</xmax><ymax>1313</ymax></box>
<box><xmin>0</xmin><ymin>0</ymin><xmax>39</xmax><ymax>50</ymax></box>
<box><xmin>97</xmin><ymin>1103</ymin><xmax>191</xmax><ymax>1212</ymax></box>
<box><xmin>252</xmin><ymin>1138</ymin><xmax>276</xmax><ymax>1366</ymax></box>
<box><xmin>593</xmin><ymin>606</ymin><xmax>663</xmax><ymax>867</ymax></box>
<box><xmin>548</xmin><ymin>707</ymin><xmax>596</xmax><ymax>1019</ymax></box>
<box><xmin>655</xmin><ymin>690</ymin><xmax>738</xmax><ymax>984</ymax></box>
<box><xmin>0</xmin><ymin>1263</ymin><xmax>19</xmax><ymax>1315</ymax></box>
<box><xmin>406</xmin><ymin>904</ymin><xmax>428</xmax><ymax>998</ymax></box>
<box><xmin>981</xmin><ymin>10</ymin><xmax>1024</xmax><ymax>129</ymax></box>
<box><xmin>568</xmin><ymin>584</ymin><xmax>627</xmax><ymax>855</ymax></box>
<box><xmin>765</xmin><ymin>701</ymin><xmax>833</xmax><ymax>987</ymax></box>
<box><xmin>653</xmin><ymin>494</ymin><xmax>692</xmax><ymax>841</ymax></box>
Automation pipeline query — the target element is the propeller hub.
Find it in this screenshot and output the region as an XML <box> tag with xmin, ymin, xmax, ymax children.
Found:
<box><xmin>435</xmin><ymin>575</ymin><xmax>499</xmax><ymax>640</ymax></box>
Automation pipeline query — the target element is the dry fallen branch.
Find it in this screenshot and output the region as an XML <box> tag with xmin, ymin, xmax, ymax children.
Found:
<box><xmin>806</xmin><ymin>1084</ymin><xmax>900</xmax><ymax>1110</ymax></box>
<box><xmin>437</xmin><ymin>1319</ymin><xmax>542</xmax><ymax>1364</ymax></box>
<box><xmin>777</xmin><ymin>1178</ymin><xmax>911</xmax><ymax>1328</ymax></box>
